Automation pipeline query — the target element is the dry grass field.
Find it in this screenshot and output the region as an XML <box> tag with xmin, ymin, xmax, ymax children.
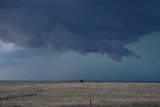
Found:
<box><xmin>0</xmin><ymin>82</ymin><xmax>160</xmax><ymax>107</ymax></box>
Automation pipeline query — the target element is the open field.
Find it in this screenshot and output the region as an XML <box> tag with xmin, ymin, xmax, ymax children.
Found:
<box><xmin>0</xmin><ymin>82</ymin><xmax>160</xmax><ymax>107</ymax></box>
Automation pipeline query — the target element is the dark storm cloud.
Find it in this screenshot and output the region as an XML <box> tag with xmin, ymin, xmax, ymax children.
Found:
<box><xmin>0</xmin><ymin>0</ymin><xmax>160</xmax><ymax>60</ymax></box>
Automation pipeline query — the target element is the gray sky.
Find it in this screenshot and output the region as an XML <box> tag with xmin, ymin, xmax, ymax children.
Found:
<box><xmin>0</xmin><ymin>0</ymin><xmax>160</xmax><ymax>81</ymax></box>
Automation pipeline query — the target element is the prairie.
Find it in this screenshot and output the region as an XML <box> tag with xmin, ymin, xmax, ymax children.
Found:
<box><xmin>0</xmin><ymin>82</ymin><xmax>160</xmax><ymax>107</ymax></box>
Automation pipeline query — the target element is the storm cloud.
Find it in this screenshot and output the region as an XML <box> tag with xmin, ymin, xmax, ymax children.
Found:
<box><xmin>0</xmin><ymin>0</ymin><xmax>160</xmax><ymax>60</ymax></box>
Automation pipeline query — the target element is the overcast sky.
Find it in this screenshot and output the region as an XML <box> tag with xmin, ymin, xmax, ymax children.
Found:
<box><xmin>0</xmin><ymin>0</ymin><xmax>160</xmax><ymax>81</ymax></box>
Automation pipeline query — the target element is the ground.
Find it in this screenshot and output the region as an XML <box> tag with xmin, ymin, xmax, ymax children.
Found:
<box><xmin>0</xmin><ymin>82</ymin><xmax>160</xmax><ymax>107</ymax></box>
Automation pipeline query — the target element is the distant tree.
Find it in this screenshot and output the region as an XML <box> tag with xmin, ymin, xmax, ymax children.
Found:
<box><xmin>80</xmin><ymin>80</ymin><xmax>84</xmax><ymax>83</ymax></box>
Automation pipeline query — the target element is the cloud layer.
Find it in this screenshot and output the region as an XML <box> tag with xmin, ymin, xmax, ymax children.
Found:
<box><xmin>0</xmin><ymin>0</ymin><xmax>160</xmax><ymax>60</ymax></box>
<box><xmin>0</xmin><ymin>40</ymin><xmax>22</xmax><ymax>53</ymax></box>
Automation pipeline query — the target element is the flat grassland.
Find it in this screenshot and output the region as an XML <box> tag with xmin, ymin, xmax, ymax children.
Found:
<box><xmin>0</xmin><ymin>82</ymin><xmax>160</xmax><ymax>107</ymax></box>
